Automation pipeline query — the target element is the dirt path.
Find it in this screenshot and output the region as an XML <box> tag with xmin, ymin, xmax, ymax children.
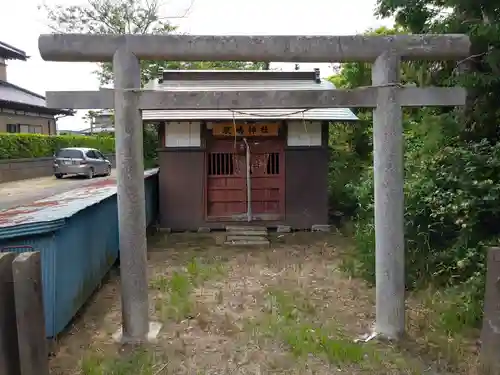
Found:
<box><xmin>48</xmin><ymin>232</ymin><xmax>480</xmax><ymax>375</ymax></box>
<box><xmin>0</xmin><ymin>170</ymin><xmax>116</xmax><ymax>210</ymax></box>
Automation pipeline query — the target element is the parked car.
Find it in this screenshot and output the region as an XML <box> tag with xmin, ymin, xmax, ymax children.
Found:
<box><xmin>53</xmin><ymin>147</ymin><xmax>112</xmax><ymax>179</ymax></box>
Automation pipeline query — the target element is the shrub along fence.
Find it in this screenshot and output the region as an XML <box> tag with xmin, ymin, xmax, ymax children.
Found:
<box><xmin>0</xmin><ymin>128</ymin><xmax>159</xmax><ymax>183</ymax></box>
<box><xmin>0</xmin><ymin>133</ymin><xmax>115</xmax><ymax>160</ymax></box>
<box><xmin>0</xmin><ymin>154</ymin><xmax>117</xmax><ymax>183</ymax></box>
<box><xmin>0</xmin><ymin>133</ymin><xmax>115</xmax><ymax>183</ymax></box>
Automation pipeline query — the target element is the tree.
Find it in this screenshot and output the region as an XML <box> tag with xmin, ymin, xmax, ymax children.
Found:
<box><xmin>327</xmin><ymin>25</ymin><xmax>432</xmax><ymax>90</ymax></box>
<box><xmin>83</xmin><ymin>110</ymin><xmax>98</xmax><ymax>123</ymax></box>
<box><xmin>375</xmin><ymin>0</ymin><xmax>500</xmax><ymax>141</ymax></box>
<box><xmin>326</xmin><ymin>26</ymin><xmax>422</xmax><ymax>160</ymax></box>
<box><xmin>40</xmin><ymin>0</ymin><xmax>269</xmax><ymax>85</ymax></box>
<box><xmin>333</xmin><ymin>0</ymin><xmax>500</xmax><ymax>330</ymax></box>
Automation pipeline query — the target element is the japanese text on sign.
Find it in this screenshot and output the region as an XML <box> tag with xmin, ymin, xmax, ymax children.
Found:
<box><xmin>212</xmin><ymin>123</ymin><xmax>280</xmax><ymax>137</ymax></box>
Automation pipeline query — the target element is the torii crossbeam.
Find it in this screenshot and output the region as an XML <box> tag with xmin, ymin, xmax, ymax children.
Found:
<box><xmin>39</xmin><ymin>33</ymin><xmax>470</xmax><ymax>343</ymax></box>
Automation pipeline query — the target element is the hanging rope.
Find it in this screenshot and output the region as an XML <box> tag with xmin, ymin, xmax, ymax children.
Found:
<box><xmin>115</xmin><ymin>82</ymin><xmax>405</xmax><ymax>94</ymax></box>
<box><xmin>302</xmin><ymin>110</ymin><xmax>308</xmax><ymax>135</ymax></box>
<box><xmin>229</xmin><ymin>108</ymin><xmax>312</xmax><ymax>118</ymax></box>
<box><xmin>232</xmin><ymin>111</ymin><xmax>237</xmax><ymax>150</ymax></box>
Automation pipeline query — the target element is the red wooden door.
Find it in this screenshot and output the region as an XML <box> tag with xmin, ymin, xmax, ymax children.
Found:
<box><xmin>206</xmin><ymin>138</ymin><xmax>285</xmax><ymax>221</ymax></box>
<box><xmin>206</xmin><ymin>140</ymin><xmax>247</xmax><ymax>219</ymax></box>
<box><xmin>248</xmin><ymin>139</ymin><xmax>284</xmax><ymax>221</ymax></box>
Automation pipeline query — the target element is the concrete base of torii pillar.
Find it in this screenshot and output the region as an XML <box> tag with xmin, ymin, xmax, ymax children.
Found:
<box><xmin>112</xmin><ymin>322</ymin><xmax>162</xmax><ymax>344</ymax></box>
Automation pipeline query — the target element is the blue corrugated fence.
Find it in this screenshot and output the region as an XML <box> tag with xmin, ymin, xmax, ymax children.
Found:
<box><xmin>0</xmin><ymin>169</ymin><xmax>159</xmax><ymax>338</ymax></box>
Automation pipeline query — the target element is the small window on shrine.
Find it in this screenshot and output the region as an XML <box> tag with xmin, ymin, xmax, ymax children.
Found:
<box><xmin>266</xmin><ymin>153</ymin><xmax>280</xmax><ymax>175</ymax></box>
<box><xmin>208</xmin><ymin>152</ymin><xmax>234</xmax><ymax>176</ymax></box>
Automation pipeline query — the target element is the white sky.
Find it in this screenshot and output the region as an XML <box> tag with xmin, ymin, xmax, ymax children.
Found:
<box><xmin>0</xmin><ymin>0</ymin><xmax>393</xmax><ymax>130</ymax></box>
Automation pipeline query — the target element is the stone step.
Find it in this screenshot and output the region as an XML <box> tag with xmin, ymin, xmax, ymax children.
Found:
<box><xmin>226</xmin><ymin>235</ymin><xmax>268</xmax><ymax>242</ymax></box>
<box><xmin>224</xmin><ymin>239</ymin><xmax>270</xmax><ymax>246</ymax></box>
<box><xmin>225</xmin><ymin>225</ymin><xmax>267</xmax><ymax>233</ymax></box>
<box><xmin>225</xmin><ymin>230</ymin><xmax>268</xmax><ymax>236</ymax></box>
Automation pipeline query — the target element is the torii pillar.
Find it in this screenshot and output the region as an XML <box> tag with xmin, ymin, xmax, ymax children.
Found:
<box><xmin>372</xmin><ymin>52</ymin><xmax>405</xmax><ymax>338</ymax></box>
<box><xmin>112</xmin><ymin>47</ymin><xmax>158</xmax><ymax>342</ymax></box>
<box><xmin>39</xmin><ymin>34</ymin><xmax>470</xmax><ymax>342</ymax></box>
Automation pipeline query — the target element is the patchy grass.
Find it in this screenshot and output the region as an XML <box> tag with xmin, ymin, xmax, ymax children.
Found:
<box><xmin>151</xmin><ymin>270</ymin><xmax>194</xmax><ymax>322</ymax></box>
<box><xmin>49</xmin><ymin>232</ymin><xmax>481</xmax><ymax>375</ymax></box>
<box><xmin>339</xmin><ymin>243</ymin><xmax>482</xmax><ymax>374</ymax></box>
<box><xmin>149</xmin><ymin>257</ymin><xmax>226</xmax><ymax>322</ymax></box>
<box><xmin>255</xmin><ymin>288</ymin><xmax>372</xmax><ymax>364</ymax></box>
<box><xmin>403</xmin><ymin>287</ymin><xmax>481</xmax><ymax>374</ymax></box>
<box><xmin>80</xmin><ymin>348</ymin><xmax>157</xmax><ymax>375</ymax></box>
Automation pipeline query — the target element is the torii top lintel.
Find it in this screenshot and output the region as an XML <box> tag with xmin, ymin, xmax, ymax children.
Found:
<box><xmin>38</xmin><ymin>34</ymin><xmax>471</xmax><ymax>63</ymax></box>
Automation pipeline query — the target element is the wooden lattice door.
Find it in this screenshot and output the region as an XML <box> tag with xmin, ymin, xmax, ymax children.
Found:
<box><xmin>248</xmin><ymin>139</ymin><xmax>284</xmax><ymax>220</ymax></box>
<box><xmin>206</xmin><ymin>139</ymin><xmax>285</xmax><ymax>221</ymax></box>
<box><xmin>206</xmin><ymin>140</ymin><xmax>247</xmax><ymax>219</ymax></box>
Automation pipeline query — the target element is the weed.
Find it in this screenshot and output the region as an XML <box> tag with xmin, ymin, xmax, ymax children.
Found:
<box><xmin>423</xmin><ymin>287</ymin><xmax>481</xmax><ymax>335</ymax></box>
<box><xmin>80</xmin><ymin>348</ymin><xmax>156</xmax><ymax>375</ymax></box>
<box><xmin>151</xmin><ymin>271</ymin><xmax>193</xmax><ymax>322</ymax></box>
<box><xmin>257</xmin><ymin>288</ymin><xmax>374</xmax><ymax>365</ymax></box>
<box><xmin>150</xmin><ymin>258</ymin><xmax>225</xmax><ymax>322</ymax></box>
<box><xmin>406</xmin><ymin>287</ymin><xmax>481</xmax><ymax>371</ymax></box>
<box><xmin>338</xmin><ymin>254</ymin><xmax>362</xmax><ymax>278</ymax></box>
<box><xmin>215</xmin><ymin>289</ymin><xmax>224</xmax><ymax>304</ymax></box>
<box><xmin>185</xmin><ymin>257</ymin><xmax>226</xmax><ymax>286</ymax></box>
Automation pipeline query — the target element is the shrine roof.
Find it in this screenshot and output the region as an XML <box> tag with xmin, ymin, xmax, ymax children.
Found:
<box><xmin>142</xmin><ymin>69</ymin><xmax>358</xmax><ymax>121</ymax></box>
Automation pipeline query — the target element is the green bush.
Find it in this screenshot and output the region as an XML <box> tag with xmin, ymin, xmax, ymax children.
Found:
<box><xmin>324</xmin><ymin>109</ymin><xmax>500</xmax><ymax>329</ymax></box>
<box><xmin>0</xmin><ymin>133</ymin><xmax>115</xmax><ymax>159</ymax></box>
<box><xmin>143</xmin><ymin>125</ymin><xmax>159</xmax><ymax>168</ymax></box>
<box><xmin>349</xmin><ymin>136</ymin><xmax>500</xmax><ymax>328</ymax></box>
<box><xmin>0</xmin><ymin>131</ymin><xmax>160</xmax><ymax>167</ymax></box>
<box><xmin>327</xmin><ymin>120</ymin><xmax>372</xmax><ymax>220</ymax></box>
<box><xmin>328</xmin><ymin>146</ymin><xmax>364</xmax><ymax>218</ymax></box>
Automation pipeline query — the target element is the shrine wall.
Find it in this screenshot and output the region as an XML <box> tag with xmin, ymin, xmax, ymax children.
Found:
<box><xmin>163</xmin><ymin>121</ymin><xmax>201</xmax><ymax>147</ymax></box>
<box><xmin>283</xmin><ymin>120</ymin><xmax>329</xmax><ymax>228</ymax></box>
<box><xmin>286</xmin><ymin>120</ymin><xmax>322</xmax><ymax>147</ymax></box>
<box><xmin>156</xmin><ymin>120</ymin><xmax>330</xmax><ymax>230</ymax></box>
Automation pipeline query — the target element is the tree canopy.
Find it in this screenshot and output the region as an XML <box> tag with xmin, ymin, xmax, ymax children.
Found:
<box><xmin>375</xmin><ymin>0</ymin><xmax>500</xmax><ymax>141</ymax></box>
<box><xmin>40</xmin><ymin>0</ymin><xmax>270</xmax><ymax>85</ymax></box>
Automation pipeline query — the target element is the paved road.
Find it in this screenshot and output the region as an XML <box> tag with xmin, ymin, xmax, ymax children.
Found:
<box><xmin>0</xmin><ymin>170</ymin><xmax>117</xmax><ymax>210</ymax></box>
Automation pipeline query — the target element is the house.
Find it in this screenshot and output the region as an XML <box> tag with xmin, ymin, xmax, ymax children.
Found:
<box><xmin>57</xmin><ymin>129</ymin><xmax>86</xmax><ymax>136</ymax></box>
<box><xmin>91</xmin><ymin>109</ymin><xmax>114</xmax><ymax>129</ymax></box>
<box><xmin>142</xmin><ymin>69</ymin><xmax>358</xmax><ymax>231</ymax></box>
<box><xmin>79</xmin><ymin>109</ymin><xmax>115</xmax><ymax>134</ymax></box>
<box><xmin>0</xmin><ymin>41</ymin><xmax>72</xmax><ymax>135</ymax></box>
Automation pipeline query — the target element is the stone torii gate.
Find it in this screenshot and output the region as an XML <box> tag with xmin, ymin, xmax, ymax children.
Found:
<box><xmin>38</xmin><ymin>34</ymin><xmax>470</xmax><ymax>343</ymax></box>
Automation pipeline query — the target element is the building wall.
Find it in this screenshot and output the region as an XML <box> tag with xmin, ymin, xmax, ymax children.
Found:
<box><xmin>158</xmin><ymin>148</ymin><xmax>206</xmax><ymax>230</ymax></box>
<box><xmin>284</xmin><ymin>120</ymin><xmax>329</xmax><ymax>229</ymax></box>
<box><xmin>0</xmin><ymin>110</ymin><xmax>56</xmax><ymax>135</ymax></box>
<box><xmin>93</xmin><ymin>114</ymin><xmax>114</xmax><ymax>129</ymax></box>
<box><xmin>287</xmin><ymin>120</ymin><xmax>323</xmax><ymax>147</ymax></box>
<box><xmin>163</xmin><ymin>121</ymin><xmax>201</xmax><ymax>147</ymax></box>
<box><xmin>157</xmin><ymin>120</ymin><xmax>330</xmax><ymax>230</ymax></box>
<box><xmin>0</xmin><ymin>59</ymin><xmax>6</xmax><ymax>81</ymax></box>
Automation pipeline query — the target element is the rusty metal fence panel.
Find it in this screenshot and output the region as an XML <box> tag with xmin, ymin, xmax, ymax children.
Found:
<box><xmin>0</xmin><ymin>170</ymin><xmax>159</xmax><ymax>338</ymax></box>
